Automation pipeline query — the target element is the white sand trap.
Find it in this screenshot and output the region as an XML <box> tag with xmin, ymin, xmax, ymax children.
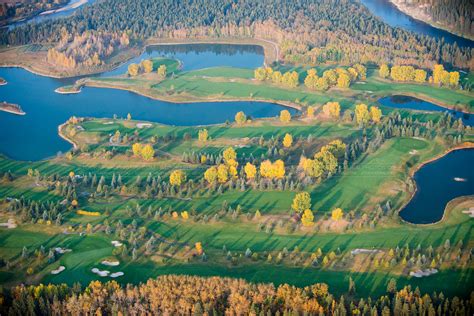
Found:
<box><xmin>91</xmin><ymin>268</ymin><xmax>110</xmax><ymax>276</ymax></box>
<box><xmin>462</xmin><ymin>209</ymin><xmax>474</xmax><ymax>218</ymax></box>
<box><xmin>51</xmin><ymin>266</ymin><xmax>66</xmax><ymax>275</ymax></box>
<box><xmin>136</xmin><ymin>123</ymin><xmax>153</xmax><ymax>129</ymax></box>
<box><xmin>351</xmin><ymin>248</ymin><xmax>381</xmax><ymax>255</ymax></box>
<box><xmin>410</xmin><ymin>268</ymin><xmax>438</xmax><ymax>278</ymax></box>
<box><xmin>409</xmin><ymin>150</ymin><xmax>418</xmax><ymax>155</ymax></box>
<box><xmin>111</xmin><ymin>241</ymin><xmax>123</xmax><ymax>247</ymax></box>
<box><xmin>110</xmin><ymin>272</ymin><xmax>124</xmax><ymax>278</ymax></box>
<box><xmin>0</xmin><ymin>219</ymin><xmax>17</xmax><ymax>229</ymax></box>
<box><xmin>101</xmin><ymin>260</ymin><xmax>120</xmax><ymax>266</ymax></box>
<box><xmin>103</xmin><ymin>121</ymin><xmax>114</xmax><ymax>125</ymax></box>
<box><xmin>55</xmin><ymin>247</ymin><xmax>72</xmax><ymax>254</ymax></box>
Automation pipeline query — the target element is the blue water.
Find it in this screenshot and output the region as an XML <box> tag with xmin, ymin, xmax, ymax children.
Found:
<box><xmin>102</xmin><ymin>44</ymin><xmax>264</xmax><ymax>76</ymax></box>
<box><xmin>5</xmin><ymin>0</ymin><xmax>96</xmax><ymax>30</ymax></box>
<box><xmin>0</xmin><ymin>45</ymin><xmax>289</xmax><ymax>161</ymax></box>
<box><xmin>399</xmin><ymin>149</ymin><xmax>474</xmax><ymax>224</ymax></box>
<box><xmin>379</xmin><ymin>95</ymin><xmax>473</xmax><ymax>126</ymax></box>
<box><xmin>360</xmin><ymin>0</ymin><xmax>473</xmax><ymax>48</ymax></box>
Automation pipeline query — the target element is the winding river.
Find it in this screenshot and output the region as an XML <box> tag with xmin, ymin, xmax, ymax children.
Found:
<box><xmin>0</xmin><ymin>44</ymin><xmax>293</xmax><ymax>161</ymax></box>
<box><xmin>360</xmin><ymin>0</ymin><xmax>473</xmax><ymax>48</ymax></box>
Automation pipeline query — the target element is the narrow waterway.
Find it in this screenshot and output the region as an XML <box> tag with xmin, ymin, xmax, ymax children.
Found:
<box><xmin>360</xmin><ymin>0</ymin><xmax>473</xmax><ymax>48</ymax></box>
<box><xmin>0</xmin><ymin>44</ymin><xmax>293</xmax><ymax>161</ymax></box>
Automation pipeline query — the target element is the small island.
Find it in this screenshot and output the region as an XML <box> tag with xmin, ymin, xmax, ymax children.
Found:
<box><xmin>0</xmin><ymin>101</ymin><xmax>25</xmax><ymax>115</ymax></box>
<box><xmin>0</xmin><ymin>77</ymin><xmax>7</xmax><ymax>85</ymax></box>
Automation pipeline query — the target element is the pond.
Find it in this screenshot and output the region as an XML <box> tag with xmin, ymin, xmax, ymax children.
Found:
<box><xmin>360</xmin><ymin>0</ymin><xmax>473</xmax><ymax>48</ymax></box>
<box><xmin>378</xmin><ymin>95</ymin><xmax>473</xmax><ymax>126</ymax></box>
<box><xmin>399</xmin><ymin>148</ymin><xmax>474</xmax><ymax>224</ymax></box>
<box><xmin>0</xmin><ymin>44</ymin><xmax>291</xmax><ymax>161</ymax></box>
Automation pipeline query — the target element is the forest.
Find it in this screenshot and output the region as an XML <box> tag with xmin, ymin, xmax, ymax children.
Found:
<box><xmin>1</xmin><ymin>0</ymin><xmax>472</xmax><ymax>69</ymax></box>
<box><xmin>2</xmin><ymin>275</ymin><xmax>473</xmax><ymax>315</ymax></box>
<box><xmin>395</xmin><ymin>0</ymin><xmax>473</xmax><ymax>38</ymax></box>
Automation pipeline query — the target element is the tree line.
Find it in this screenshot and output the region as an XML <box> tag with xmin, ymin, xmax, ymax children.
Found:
<box><xmin>1</xmin><ymin>0</ymin><xmax>472</xmax><ymax>69</ymax></box>
<box><xmin>2</xmin><ymin>275</ymin><xmax>473</xmax><ymax>315</ymax></box>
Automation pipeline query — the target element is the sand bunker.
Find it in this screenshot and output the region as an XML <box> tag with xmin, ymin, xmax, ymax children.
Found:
<box><xmin>55</xmin><ymin>247</ymin><xmax>72</xmax><ymax>254</ymax></box>
<box><xmin>111</xmin><ymin>241</ymin><xmax>123</xmax><ymax>247</ymax></box>
<box><xmin>136</xmin><ymin>123</ymin><xmax>153</xmax><ymax>129</ymax></box>
<box><xmin>101</xmin><ymin>260</ymin><xmax>120</xmax><ymax>266</ymax></box>
<box><xmin>91</xmin><ymin>268</ymin><xmax>110</xmax><ymax>277</ymax></box>
<box><xmin>351</xmin><ymin>248</ymin><xmax>381</xmax><ymax>255</ymax></box>
<box><xmin>462</xmin><ymin>208</ymin><xmax>474</xmax><ymax>218</ymax></box>
<box><xmin>110</xmin><ymin>272</ymin><xmax>124</xmax><ymax>278</ymax></box>
<box><xmin>409</xmin><ymin>268</ymin><xmax>438</xmax><ymax>278</ymax></box>
<box><xmin>51</xmin><ymin>266</ymin><xmax>66</xmax><ymax>275</ymax></box>
<box><xmin>0</xmin><ymin>219</ymin><xmax>17</xmax><ymax>229</ymax></box>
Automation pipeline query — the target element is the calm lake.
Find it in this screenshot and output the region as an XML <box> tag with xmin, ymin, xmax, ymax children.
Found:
<box><xmin>399</xmin><ymin>149</ymin><xmax>474</xmax><ymax>224</ymax></box>
<box><xmin>0</xmin><ymin>44</ymin><xmax>292</xmax><ymax>161</ymax></box>
<box><xmin>378</xmin><ymin>95</ymin><xmax>473</xmax><ymax>126</ymax></box>
<box><xmin>360</xmin><ymin>0</ymin><xmax>473</xmax><ymax>48</ymax></box>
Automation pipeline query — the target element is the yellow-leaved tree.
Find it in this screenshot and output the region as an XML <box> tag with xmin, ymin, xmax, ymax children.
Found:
<box><xmin>282</xmin><ymin>133</ymin><xmax>293</xmax><ymax>148</ymax></box>
<box><xmin>323</xmin><ymin>102</ymin><xmax>341</xmax><ymax>119</ymax></box>
<box><xmin>235</xmin><ymin>111</ymin><xmax>247</xmax><ymax>125</ymax></box>
<box><xmin>379</xmin><ymin>64</ymin><xmax>390</xmax><ymax>78</ymax></box>
<box><xmin>128</xmin><ymin>63</ymin><xmax>139</xmax><ymax>76</ymax></box>
<box><xmin>204</xmin><ymin>166</ymin><xmax>218</xmax><ymax>184</ymax></box>
<box><xmin>331</xmin><ymin>208</ymin><xmax>344</xmax><ymax>221</ymax></box>
<box><xmin>244</xmin><ymin>162</ymin><xmax>257</xmax><ymax>180</ymax></box>
<box><xmin>157</xmin><ymin>64</ymin><xmax>167</xmax><ymax>78</ymax></box>
<box><xmin>198</xmin><ymin>129</ymin><xmax>209</xmax><ymax>142</ymax></box>
<box><xmin>307</xmin><ymin>106</ymin><xmax>315</xmax><ymax>118</ymax></box>
<box><xmin>141</xmin><ymin>59</ymin><xmax>153</xmax><ymax>73</ymax></box>
<box><xmin>301</xmin><ymin>209</ymin><xmax>315</xmax><ymax>226</ymax></box>
<box><xmin>280</xmin><ymin>110</ymin><xmax>291</xmax><ymax>123</ymax></box>
<box><xmin>169</xmin><ymin>170</ymin><xmax>186</xmax><ymax>186</ymax></box>
<box><xmin>217</xmin><ymin>164</ymin><xmax>229</xmax><ymax>183</ymax></box>
<box><xmin>291</xmin><ymin>192</ymin><xmax>311</xmax><ymax>214</ymax></box>
<box><xmin>132</xmin><ymin>143</ymin><xmax>143</xmax><ymax>157</ymax></box>
<box><xmin>254</xmin><ymin>67</ymin><xmax>267</xmax><ymax>81</ymax></box>
<box><xmin>141</xmin><ymin>144</ymin><xmax>155</xmax><ymax>161</ymax></box>
<box><xmin>370</xmin><ymin>106</ymin><xmax>382</xmax><ymax>123</ymax></box>
<box><xmin>355</xmin><ymin>104</ymin><xmax>370</xmax><ymax>125</ymax></box>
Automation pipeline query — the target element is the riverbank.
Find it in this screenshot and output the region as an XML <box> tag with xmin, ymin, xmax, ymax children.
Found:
<box><xmin>0</xmin><ymin>37</ymin><xmax>273</xmax><ymax>79</ymax></box>
<box><xmin>0</xmin><ymin>44</ymin><xmax>142</xmax><ymax>79</ymax></box>
<box><xmin>398</xmin><ymin>142</ymin><xmax>474</xmax><ymax>226</ymax></box>
<box><xmin>388</xmin><ymin>0</ymin><xmax>474</xmax><ymax>42</ymax></box>
<box><xmin>0</xmin><ymin>102</ymin><xmax>25</xmax><ymax>115</ymax></box>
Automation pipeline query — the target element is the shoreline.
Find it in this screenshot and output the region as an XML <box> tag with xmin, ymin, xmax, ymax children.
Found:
<box><xmin>388</xmin><ymin>0</ymin><xmax>474</xmax><ymax>42</ymax></box>
<box><xmin>57</xmin><ymin>122</ymin><xmax>78</xmax><ymax>151</ymax></box>
<box><xmin>0</xmin><ymin>38</ymin><xmax>272</xmax><ymax>79</ymax></box>
<box><xmin>377</xmin><ymin>87</ymin><xmax>474</xmax><ymax>115</ymax></box>
<box><xmin>0</xmin><ymin>102</ymin><xmax>25</xmax><ymax>115</ymax></box>
<box><xmin>397</xmin><ymin>142</ymin><xmax>474</xmax><ymax>227</ymax></box>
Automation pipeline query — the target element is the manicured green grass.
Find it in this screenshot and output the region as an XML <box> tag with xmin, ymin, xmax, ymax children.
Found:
<box><xmin>311</xmin><ymin>137</ymin><xmax>442</xmax><ymax>212</ymax></box>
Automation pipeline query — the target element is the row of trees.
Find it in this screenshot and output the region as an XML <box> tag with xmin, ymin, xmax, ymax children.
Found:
<box><xmin>4</xmin><ymin>275</ymin><xmax>472</xmax><ymax>315</ymax></box>
<box><xmin>128</xmin><ymin>60</ymin><xmax>167</xmax><ymax>77</ymax></box>
<box><xmin>304</xmin><ymin>64</ymin><xmax>366</xmax><ymax>91</ymax></box>
<box><xmin>379</xmin><ymin>63</ymin><xmax>460</xmax><ymax>87</ymax></box>
<box><xmin>254</xmin><ymin>67</ymin><xmax>299</xmax><ymax>88</ymax></box>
